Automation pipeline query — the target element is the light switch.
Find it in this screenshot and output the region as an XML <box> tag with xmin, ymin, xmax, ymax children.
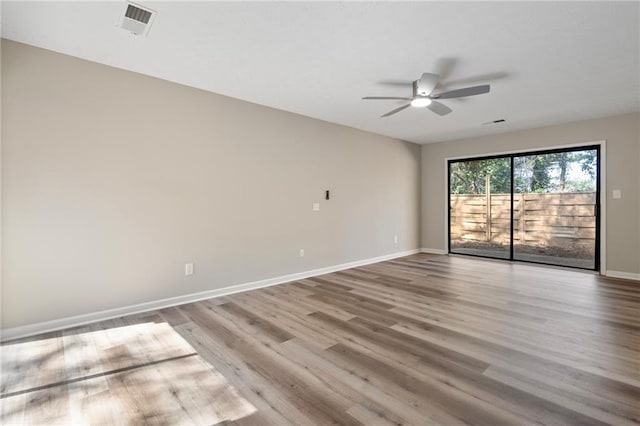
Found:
<box><xmin>313</xmin><ymin>203</ymin><xmax>320</xmax><ymax>211</ymax></box>
<box><xmin>613</xmin><ymin>189</ymin><xmax>622</xmax><ymax>199</ymax></box>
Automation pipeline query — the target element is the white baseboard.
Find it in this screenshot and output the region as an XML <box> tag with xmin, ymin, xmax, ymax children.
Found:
<box><xmin>605</xmin><ymin>270</ymin><xmax>640</xmax><ymax>281</ymax></box>
<box><xmin>0</xmin><ymin>248</ymin><xmax>421</xmax><ymax>342</ymax></box>
<box><xmin>421</xmin><ymin>248</ymin><xmax>447</xmax><ymax>255</ymax></box>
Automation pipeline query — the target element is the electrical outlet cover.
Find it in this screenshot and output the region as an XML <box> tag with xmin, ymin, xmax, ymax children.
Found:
<box><xmin>185</xmin><ymin>263</ymin><xmax>194</xmax><ymax>275</ymax></box>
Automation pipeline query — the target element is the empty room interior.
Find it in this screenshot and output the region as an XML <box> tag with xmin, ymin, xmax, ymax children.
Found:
<box><xmin>1</xmin><ymin>1</ymin><xmax>639</xmax><ymax>425</ymax></box>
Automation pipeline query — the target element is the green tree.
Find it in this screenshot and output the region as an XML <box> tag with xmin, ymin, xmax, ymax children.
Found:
<box><xmin>450</xmin><ymin>158</ymin><xmax>510</xmax><ymax>194</ymax></box>
<box><xmin>547</xmin><ymin>150</ymin><xmax>597</xmax><ymax>193</ymax></box>
<box><xmin>452</xmin><ymin>149</ymin><xmax>596</xmax><ymax>195</ymax></box>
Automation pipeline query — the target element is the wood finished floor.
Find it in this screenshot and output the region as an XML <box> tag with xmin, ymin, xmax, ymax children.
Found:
<box><xmin>2</xmin><ymin>254</ymin><xmax>640</xmax><ymax>425</ymax></box>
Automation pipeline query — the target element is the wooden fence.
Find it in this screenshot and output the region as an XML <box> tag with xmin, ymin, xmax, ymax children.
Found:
<box><xmin>450</xmin><ymin>192</ymin><xmax>596</xmax><ymax>248</ymax></box>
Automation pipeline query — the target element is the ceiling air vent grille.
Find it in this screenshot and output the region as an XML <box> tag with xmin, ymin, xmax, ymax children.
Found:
<box><xmin>119</xmin><ymin>2</ymin><xmax>156</xmax><ymax>37</ymax></box>
<box><xmin>482</xmin><ymin>119</ymin><xmax>506</xmax><ymax>125</ymax></box>
<box><xmin>125</xmin><ymin>4</ymin><xmax>152</xmax><ymax>24</ymax></box>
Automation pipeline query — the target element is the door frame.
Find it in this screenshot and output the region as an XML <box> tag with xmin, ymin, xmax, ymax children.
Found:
<box><xmin>444</xmin><ymin>140</ymin><xmax>606</xmax><ymax>273</ymax></box>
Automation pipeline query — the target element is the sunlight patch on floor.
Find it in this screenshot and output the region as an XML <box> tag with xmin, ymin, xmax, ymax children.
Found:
<box><xmin>1</xmin><ymin>322</ymin><xmax>256</xmax><ymax>425</ymax></box>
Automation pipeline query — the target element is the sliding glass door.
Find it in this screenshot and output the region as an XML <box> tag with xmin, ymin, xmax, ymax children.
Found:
<box><xmin>513</xmin><ymin>149</ymin><xmax>599</xmax><ymax>269</ymax></box>
<box><xmin>449</xmin><ymin>157</ymin><xmax>512</xmax><ymax>260</ymax></box>
<box><xmin>448</xmin><ymin>146</ymin><xmax>599</xmax><ymax>270</ymax></box>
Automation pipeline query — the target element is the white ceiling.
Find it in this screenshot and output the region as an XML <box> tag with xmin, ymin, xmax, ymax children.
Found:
<box><xmin>2</xmin><ymin>1</ymin><xmax>639</xmax><ymax>144</ymax></box>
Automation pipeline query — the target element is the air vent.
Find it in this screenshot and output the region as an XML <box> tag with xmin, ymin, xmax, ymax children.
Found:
<box><xmin>119</xmin><ymin>2</ymin><xmax>156</xmax><ymax>37</ymax></box>
<box><xmin>482</xmin><ymin>119</ymin><xmax>506</xmax><ymax>125</ymax></box>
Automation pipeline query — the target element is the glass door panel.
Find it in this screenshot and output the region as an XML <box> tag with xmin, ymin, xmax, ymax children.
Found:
<box><xmin>449</xmin><ymin>157</ymin><xmax>512</xmax><ymax>260</ymax></box>
<box><xmin>512</xmin><ymin>149</ymin><xmax>598</xmax><ymax>269</ymax></box>
<box><xmin>448</xmin><ymin>146</ymin><xmax>599</xmax><ymax>271</ymax></box>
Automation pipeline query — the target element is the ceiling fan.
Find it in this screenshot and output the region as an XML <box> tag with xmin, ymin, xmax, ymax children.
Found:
<box><xmin>362</xmin><ymin>73</ymin><xmax>490</xmax><ymax>117</ymax></box>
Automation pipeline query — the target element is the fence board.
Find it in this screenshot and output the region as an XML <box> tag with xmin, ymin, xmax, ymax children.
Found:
<box><xmin>450</xmin><ymin>192</ymin><xmax>596</xmax><ymax>247</ymax></box>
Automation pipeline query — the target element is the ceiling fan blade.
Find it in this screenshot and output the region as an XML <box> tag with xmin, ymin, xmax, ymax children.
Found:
<box><xmin>434</xmin><ymin>58</ymin><xmax>457</xmax><ymax>81</ymax></box>
<box><xmin>432</xmin><ymin>84</ymin><xmax>490</xmax><ymax>99</ymax></box>
<box><xmin>362</xmin><ymin>96</ymin><xmax>410</xmax><ymax>100</ymax></box>
<box><xmin>417</xmin><ymin>73</ymin><xmax>440</xmax><ymax>95</ymax></box>
<box><xmin>439</xmin><ymin>73</ymin><xmax>506</xmax><ymax>89</ymax></box>
<box><xmin>381</xmin><ymin>104</ymin><xmax>411</xmax><ymax>118</ymax></box>
<box><xmin>427</xmin><ymin>101</ymin><xmax>452</xmax><ymax>116</ymax></box>
<box><xmin>377</xmin><ymin>79</ymin><xmax>413</xmax><ymax>87</ymax></box>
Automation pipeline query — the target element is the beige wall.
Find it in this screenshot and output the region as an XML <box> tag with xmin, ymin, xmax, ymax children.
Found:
<box><xmin>421</xmin><ymin>113</ymin><xmax>640</xmax><ymax>275</ymax></box>
<box><xmin>1</xmin><ymin>40</ymin><xmax>421</xmax><ymax>329</ymax></box>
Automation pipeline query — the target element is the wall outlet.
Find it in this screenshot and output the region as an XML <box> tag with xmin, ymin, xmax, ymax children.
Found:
<box><xmin>394</xmin><ymin>235</ymin><xmax>398</xmax><ymax>244</ymax></box>
<box><xmin>299</xmin><ymin>249</ymin><xmax>305</xmax><ymax>257</ymax></box>
<box><xmin>613</xmin><ymin>189</ymin><xmax>622</xmax><ymax>199</ymax></box>
<box><xmin>312</xmin><ymin>203</ymin><xmax>320</xmax><ymax>211</ymax></box>
<box><xmin>185</xmin><ymin>263</ymin><xmax>194</xmax><ymax>276</ymax></box>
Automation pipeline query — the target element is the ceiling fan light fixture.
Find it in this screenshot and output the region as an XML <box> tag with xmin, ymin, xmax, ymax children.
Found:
<box><xmin>410</xmin><ymin>97</ymin><xmax>432</xmax><ymax>108</ymax></box>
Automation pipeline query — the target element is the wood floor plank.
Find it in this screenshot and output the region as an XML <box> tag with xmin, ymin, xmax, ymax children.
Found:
<box><xmin>180</xmin><ymin>303</ymin><xmax>363</xmax><ymax>425</ymax></box>
<box><xmin>2</xmin><ymin>253</ymin><xmax>639</xmax><ymax>425</ymax></box>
